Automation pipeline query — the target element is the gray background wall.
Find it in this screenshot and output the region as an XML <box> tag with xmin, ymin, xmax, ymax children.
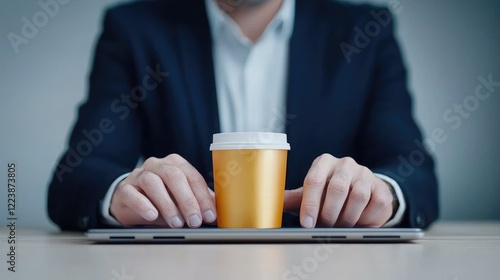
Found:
<box><xmin>0</xmin><ymin>0</ymin><xmax>498</xmax><ymax>230</ymax></box>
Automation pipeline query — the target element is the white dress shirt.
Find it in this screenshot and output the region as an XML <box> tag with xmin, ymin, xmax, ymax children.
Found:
<box><xmin>101</xmin><ymin>0</ymin><xmax>405</xmax><ymax>227</ymax></box>
<box><xmin>205</xmin><ymin>0</ymin><xmax>294</xmax><ymax>133</ymax></box>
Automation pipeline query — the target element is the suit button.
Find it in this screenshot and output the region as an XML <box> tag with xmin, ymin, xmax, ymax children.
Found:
<box><xmin>415</xmin><ymin>212</ymin><xmax>427</xmax><ymax>228</ymax></box>
<box><xmin>79</xmin><ymin>216</ymin><xmax>89</xmax><ymax>229</ymax></box>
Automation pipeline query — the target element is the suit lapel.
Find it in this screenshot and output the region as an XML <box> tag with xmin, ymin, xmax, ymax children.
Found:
<box><xmin>286</xmin><ymin>0</ymin><xmax>323</xmax><ymax>153</ymax></box>
<box><xmin>175</xmin><ymin>1</ymin><xmax>220</xmax><ymax>176</ymax></box>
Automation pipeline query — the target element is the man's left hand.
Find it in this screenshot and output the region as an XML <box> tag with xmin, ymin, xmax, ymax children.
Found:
<box><xmin>283</xmin><ymin>154</ymin><xmax>394</xmax><ymax>228</ymax></box>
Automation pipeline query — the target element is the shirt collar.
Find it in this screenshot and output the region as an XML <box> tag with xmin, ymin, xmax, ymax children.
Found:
<box><xmin>205</xmin><ymin>0</ymin><xmax>295</xmax><ymax>45</ymax></box>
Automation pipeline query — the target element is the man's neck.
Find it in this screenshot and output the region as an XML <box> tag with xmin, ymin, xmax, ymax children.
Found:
<box><xmin>217</xmin><ymin>0</ymin><xmax>284</xmax><ymax>42</ymax></box>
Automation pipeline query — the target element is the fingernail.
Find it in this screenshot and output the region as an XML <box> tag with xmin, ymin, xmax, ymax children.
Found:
<box><xmin>302</xmin><ymin>216</ymin><xmax>314</xmax><ymax>228</ymax></box>
<box><xmin>188</xmin><ymin>214</ymin><xmax>202</xmax><ymax>227</ymax></box>
<box><xmin>203</xmin><ymin>210</ymin><xmax>216</xmax><ymax>223</ymax></box>
<box><xmin>171</xmin><ymin>216</ymin><xmax>183</xmax><ymax>228</ymax></box>
<box><xmin>144</xmin><ymin>210</ymin><xmax>157</xmax><ymax>221</ymax></box>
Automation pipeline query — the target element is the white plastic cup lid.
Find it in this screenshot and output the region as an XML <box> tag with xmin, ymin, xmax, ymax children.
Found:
<box><xmin>210</xmin><ymin>132</ymin><xmax>291</xmax><ymax>151</ymax></box>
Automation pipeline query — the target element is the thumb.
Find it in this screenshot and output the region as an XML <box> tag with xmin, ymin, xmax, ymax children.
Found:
<box><xmin>283</xmin><ymin>187</ymin><xmax>303</xmax><ymax>213</ymax></box>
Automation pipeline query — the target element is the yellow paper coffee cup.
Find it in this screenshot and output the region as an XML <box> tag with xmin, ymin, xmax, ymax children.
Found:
<box><xmin>210</xmin><ymin>132</ymin><xmax>291</xmax><ymax>228</ymax></box>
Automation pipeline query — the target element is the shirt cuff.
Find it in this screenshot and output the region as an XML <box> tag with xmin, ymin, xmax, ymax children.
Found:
<box><xmin>374</xmin><ymin>173</ymin><xmax>406</xmax><ymax>228</ymax></box>
<box><xmin>100</xmin><ymin>172</ymin><xmax>131</xmax><ymax>226</ymax></box>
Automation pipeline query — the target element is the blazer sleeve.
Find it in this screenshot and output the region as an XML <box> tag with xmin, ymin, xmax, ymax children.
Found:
<box><xmin>47</xmin><ymin>9</ymin><xmax>142</xmax><ymax>231</ymax></box>
<box><xmin>355</xmin><ymin>10</ymin><xmax>439</xmax><ymax>229</ymax></box>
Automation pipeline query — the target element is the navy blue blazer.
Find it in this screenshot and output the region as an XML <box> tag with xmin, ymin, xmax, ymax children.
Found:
<box><xmin>48</xmin><ymin>0</ymin><xmax>438</xmax><ymax>231</ymax></box>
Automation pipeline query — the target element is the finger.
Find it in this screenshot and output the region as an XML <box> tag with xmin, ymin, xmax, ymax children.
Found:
<box><xmin>178</xmin><ymin>163</ymin><xmax>217</xmax><ymax>223</ymax></box>
<box><xmin>117</xmin><ymin>183</ymin><xmax>159</xmax><ymax>223</ymax></box>
<box><xmin>137</xmin><ymin>170</ymin><xmax>185</xmax><ymax>228</ymax></box>
<box><xmin>152</xmin><ymin>161</ymin><xmax>202</xmax><ymax>228</ymax></box>
<box><xmin>356</xmin><ymin>181</ymin><xmax>393</xmax><ymax>227</ymax></box>
<box><xmin>336</xmin><ymin>169</ymin><xmax>372</xmax><ymax>227</ymax></box>
<box><xmin>203</xmin><ymin>187</ymin><xmax>218</xmax><ymax>226</ymax></box>
<box><xmin>283</xmin><ymin>188</ymin><xmax>303</xmax><ymax>213</ymax></box>
<box><xmin>208</xmin><ymin>187</ymin><xmax>215</xmax><ymax>200</ymax></box>
<box><xmin>300</xmin><ymin>154</ymin><xmax>336</xmax><ymax>228</ymax></box>
<box><xmin>318</xmin><ymin>168</ymin><xmax>352</xmax><ymax>227</ymax></box>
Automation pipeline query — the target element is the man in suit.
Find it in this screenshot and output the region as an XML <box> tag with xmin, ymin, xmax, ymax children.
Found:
<box><xmin>48</xmin><ymin>0</ymin><xmax>438</xmax><ymax>231</ymax></box>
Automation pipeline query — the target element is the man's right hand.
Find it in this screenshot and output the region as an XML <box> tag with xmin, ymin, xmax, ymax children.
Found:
<box><xmin>110</xmin><ymin>154</ymin><xmax>217</xmax><ymax>228</ymax></box>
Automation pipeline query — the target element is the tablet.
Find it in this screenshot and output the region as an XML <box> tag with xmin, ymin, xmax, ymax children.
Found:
<box><xmin>86</xmin><ymin>227</ymin><xmax>424</xmax><ymax>243</ymax></box>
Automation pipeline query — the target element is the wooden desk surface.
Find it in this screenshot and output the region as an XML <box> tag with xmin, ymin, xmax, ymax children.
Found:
<box><xmin>1</xmin><ymin>221</ymin><xmax>499</xmax><ymax>280</ymax></box>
